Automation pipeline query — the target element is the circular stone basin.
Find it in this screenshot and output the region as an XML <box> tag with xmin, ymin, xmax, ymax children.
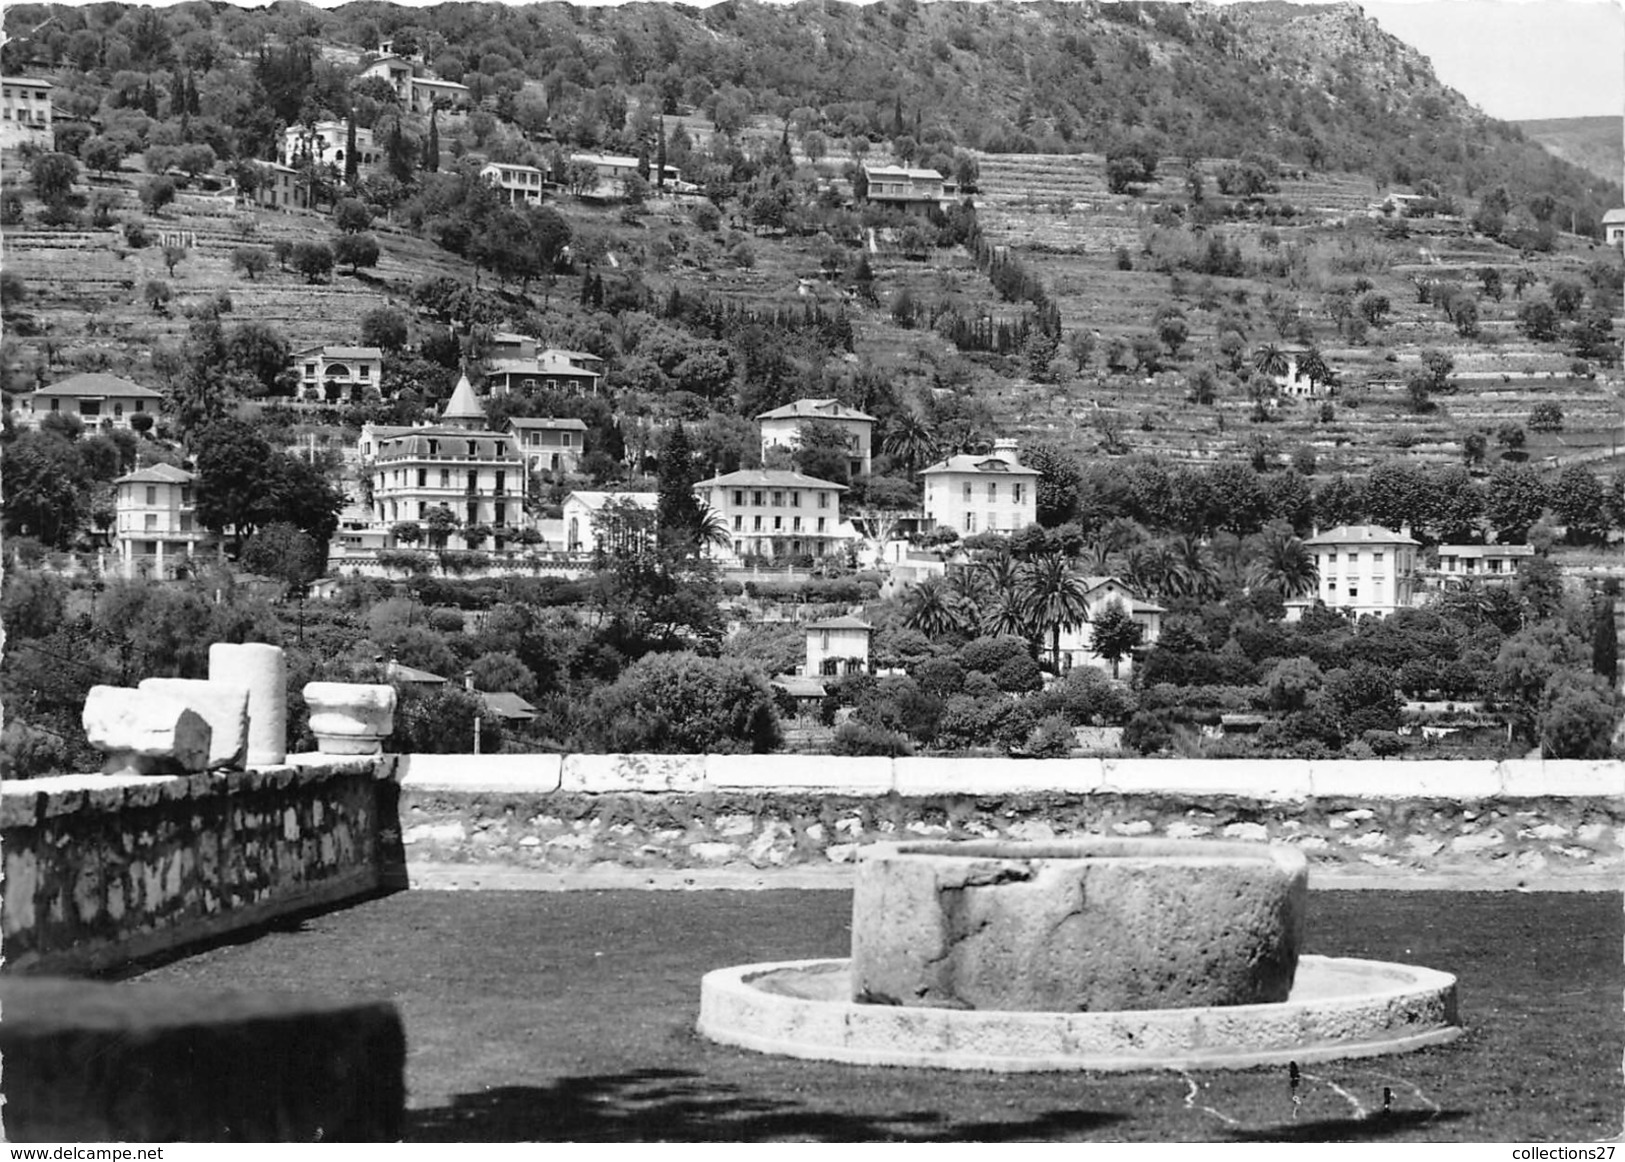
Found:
<box><xmin>698</xmin><ymin>956</ymin><xmax>1461</xmax><ymax>1072</ymax></box>
<box><xmin>852</xmin><ymin>839</ymin><xmax>1307</xmax><ymax>1012</ymax></box>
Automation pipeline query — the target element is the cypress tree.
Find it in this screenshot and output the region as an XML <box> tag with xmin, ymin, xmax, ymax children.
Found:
<box><xmin>1592</xmin><ymin>597</ymin><xmax>1618</xmax><ymax>685</ymax></box>
<box><xmin>424</xmin><ymin>108</ymin><xmax>439</xmax><ymax>172</ymax></box>
<box><xmin>656</xmin><ymin>421</ymin><xmax>704</xmax><ymax>551</ymax></box>
<box><xmin>345</xmin><ymin>113</ymin><xmax>359</xmax><ymax>187</ymax></box>
<box><xmin>655</xmin><ymin>116</ymin><xmax>667</xmax><ymax>189</ymax></box>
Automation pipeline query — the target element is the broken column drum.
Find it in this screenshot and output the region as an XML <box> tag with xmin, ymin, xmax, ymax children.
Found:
<box><xmin>851</xmin><ymin>839</ymin><xmax>1307</xmax><ymax>1012</ymax></box>
<box><xmin>208</xmin><ymin>643</ymin><xmax>286</xmax><ymax>768</ymax></box>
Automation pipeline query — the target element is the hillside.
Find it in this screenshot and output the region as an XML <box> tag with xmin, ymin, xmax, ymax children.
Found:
<box><xmin>1515</xmin><ymin>116</ymin><xmax>1624</xmax><ymax>187</ymax></box>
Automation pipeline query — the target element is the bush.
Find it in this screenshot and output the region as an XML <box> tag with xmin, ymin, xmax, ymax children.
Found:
<box><xmin>1023</xmin><ymin>713</ymin><xmax>1075</xmax><ymax>758</ymax></box>
<box><xmin>580</xmin><ymin>652</ymin><xmax>781</xmax><ymax>754</ymax></box>
<box><xmin>388</xmin><ymin>682</ymin><xmax>503</xmax><ymax>754</ymax></box>
<box><xmin>1122</xmin><ymin>709</ymin><xmax>1175</xmax><ymax>755</ymax></box>
<box><xmin>830</xmin><ymin>720</ymin><xmax>914</xmax><ymax>757</ymax></box>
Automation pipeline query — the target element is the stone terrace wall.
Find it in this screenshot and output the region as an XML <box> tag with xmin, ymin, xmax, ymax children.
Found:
<box><xmin>392</xmin><ymin>755</ymin><xmax>1625</xmax><ymax>885</ymax></box>
<box><xmin>1</xmin><ymin>756</ymin><xmax>389</xmax><ymax>975</ymax></box>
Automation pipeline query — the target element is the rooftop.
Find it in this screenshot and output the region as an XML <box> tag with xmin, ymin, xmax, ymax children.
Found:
<box><xmin>804</xmin><ymin>615</ymin><xmax>873</xmax><ymax>631</ymax></box>
<box><xmin>507</xmin><ymin>417</ymin><xmax>589</xmax><ymax>431</ymax></box>
<box><xmin>757</xmin><ymin>398</ymin><xmax>877</xmax><ymax>423</ymax></box>
<box><xmin>114</xmin><ymin>463</ymin><xmax>194</xmax><ymax>486</ymax></box>
<box><xmin>564</xmin><ymin>490</ymin><xmax>657</xmax><ymax>511</ymax></box>
<box><xmin>920</xmin><ymin>453</ymin><xmax>1039</xmax><ymax>477</ymax></box>
<box><xmin>1304</xmin><ymin>525</ymin><xmax>1422</xmax><ymax>547</ymax></box>
<box><xmin>32</xmin><ymin>373</ymin><xmax>162</xmax><ymax>399</ymax></box>
<box><xmin>694</xmin><ymin>469</ymin><xmax>848</xmax><ymax>490</ymax></box>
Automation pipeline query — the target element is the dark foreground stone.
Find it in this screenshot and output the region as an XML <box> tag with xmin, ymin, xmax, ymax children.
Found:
<box><xmin>0</xmin><ymin>977</ymin><xmax>404</xmax><ymax>1142</ymax></box>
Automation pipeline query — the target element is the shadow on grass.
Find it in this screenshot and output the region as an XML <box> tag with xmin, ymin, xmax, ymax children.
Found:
<box><xmin>1228</xmin><ymin>1109</ymin><xmax>1470</xmax><ymax>1142</ymax></box>
<box><xmin>407</xmin><ymin>1067</ymin><xmax>1126</xmax><ymax>1142</ymax></box>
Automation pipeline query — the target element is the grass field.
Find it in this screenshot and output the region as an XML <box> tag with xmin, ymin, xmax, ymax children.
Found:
<box><xmin>131</xmin><ymin>888</ymin><xmax>1623</xmax><ymax>1142</ymax></box>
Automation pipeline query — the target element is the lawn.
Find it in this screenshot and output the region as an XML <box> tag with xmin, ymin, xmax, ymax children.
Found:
<box><xmin>132</xmin><ymin>889</ymin><xmax>1622</xmax><ymax>1142</ymax></box>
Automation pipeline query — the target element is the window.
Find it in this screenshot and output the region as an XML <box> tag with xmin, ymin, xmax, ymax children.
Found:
<box><xmin>440</xmin><ymin>469</ymin><xmax>449</xmax><ymax>488</ymax></box>
<box><xmin>987</xmin><ymin>483</ymin><xmax>997</xmax><ymax>501</ymax></box>
<box><xmin>494</xmin><ymin>502</ymin><xmax>506</xmax><ymax>525</ymax></box>
<box><xmin>1327</xmin><ymin>553</ymin><xmax>1337</xmax><ymax>565</ymax></box>
<box><xmin>754</xmin><ymin>516</ymin><xmax>763</xmax><ymax>531</ymax></box>
<box><xmin>305</xmin><ymin>363</ymin><xmax>316</xmax><ymax>376</ymax></box>
<box><xmin>963</xmin><ymin>513</ymin><xmax>976</xmax><ymax>532</ymax></box>
<box><xmin>753</xmin><ymin>491</ymin><xmax>764</xmax><ymax>506</ymax></box>
<box><xmin>179</xmin><ymin>515</ymin><xmax>192</xmax><ymax>533</ymax></box>
<box><xmin>1014</xmin><ymin>483</ymin><xmax>1025</xmax><ymax>504</ymax></box>
<box><xmin>1373</xmin><ymin>552</ymin><xmax>1384</xmax><ymax>563</ymax></box>
<box><xmin>180</xmin><ymin>486</ymin><xmax>191</xmax><ymax>504</ymax></box>
<box><xmin>144</xmin><ymin>514</ymin><xmax>157</xmax><ymax>531</ymax></box>
<box><xmin>733</xmin><ymin>515</ymin><xmax>742</xmax><ymax>530</ymax></box>
<box><xmin>734</xmin><ymin>490</ymin><xmax>744</xmax><ymax>506</ymax></box>
<box><xmin>817</xmin><ymin>492</ymin><xmax>829</xmax><ymax>509</ymax></box>
<box><xmin>821</xmin><ymin>630</ymin><xmax>830</xmax><ymax>650</ymax></box>
<box><xmin>145</xmin><ymin>486</ymin><xmax>157</xmax><ymax>505</ymax></box>
<box><xmin>792</xmin><ymin>492</ymin><xmax>801</xmax><ymax>507</ymax></box>
<box><xmin>114</xmin><ymin>402</ymin><xmax>124</xmax><ymax>417</ymax></box>
<box><xmin>1347</xmin><ymin>584</ymin><xmax>1359</xmax><ymax>600</ymax></box>
<box><xmin>359</xmin><ymin>365</ymin><xmax>370</xmax><ymax>379</ymax></box>
<box><xmin>793</xmin><ymin>517</ymin><xmax>802</xmax><ymax>532</ymax></box>
<box><xmin>773</xmin><ymin>491</ymin><xmax>784</xmax><ymax>506</ymax></box>
<box><xmin>773</xmin><ymin>515</ymin><xmax>783</xmax><ymax>530</ymax></box>
<box><xmin>963</xmin><ymin>483</ymin><xmax>972</xmax><ymax>502</ymax></box>
<box><xmin>817</xmin><ymin>517</ymin><xmax>826</xmax><ymax>532</ymax></box>
<box><xmin>467</xmin><ymin>442</ymin><xmax>477</xmax><ymax>456</ymax></box>
<box><xmin>417</xmin><ymin>470</ymin><xmax>427</xmax><ymax>487</ymax></box>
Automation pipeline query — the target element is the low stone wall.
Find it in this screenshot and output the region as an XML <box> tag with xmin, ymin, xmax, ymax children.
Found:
<box><xmin>1</xmin><ymin>756</ymin><xmax>391</xmax><ymax>975</ymax></box>
<box><xmin>391</xmin><ymin>755</ymin><xmax>1625</xmax><ymax>885</ymax></box>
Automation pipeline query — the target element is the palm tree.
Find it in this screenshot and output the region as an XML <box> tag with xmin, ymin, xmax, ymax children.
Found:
<box><xmin>882</xmin><ymin>411</ymin><xmax>940</xmax><ymax>476</ymax></box>
<box><xmin>903</xmin><ymin>575</ymin><xmax>965</xmax><ymax>639</ymax></box>
<box><xmin>1297</xmin><ymin>347</ymin><xmax>1331</xmax><ymax>392</ymax></box>
<box><xmin>1252</xmin><ymin>342</ymin><xmax>1289</xmax><ymax>380</ymax></box>
<box><xmin>946</xmin><ymin>562</ymin><xmax>985</xmax><ymax>607</ymax></box>
<box><xmin>979</xmin><ymin>591</ymin><xmax>1032</xmax><ymax>641</ymax></box>
<box><xmin>695</xmin><ymin>503</ymin><xmax>732</xmax><ymax>556</ymax></box>
<box><xmin>1019</xmin><ymin>554</ymin><xmax>1093</xmax><ymax>671</ymax></box>
<box><xmin>1166</xmin><ymin>534</ymin><xmax>1221</xmax><ymax>602</ymax></box>
<box><xmin>1248</xmin><ymin>527</ymin><xmax>1319</xmax><ymax>598</ymax></box>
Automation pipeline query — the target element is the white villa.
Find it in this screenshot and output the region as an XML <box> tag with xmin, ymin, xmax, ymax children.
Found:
<box><xmin>757</xmin><ymin>398</ymin><xmax>876</xmax><ymax>480</ymax></box>
<box><xmin>920</xmin><ymin>440</ymin><xmax>1039</xmax><ymax>536</ymax></box>
<box><xmin>692</xmin><ymin>469</ymin><xmax>850</xmax><ymax>563</ymax></box>
<box><xmin>1051</xmin><ymin>577</ymin><xmax>1166</xmax><ymax>676</ymax></box>
<box><xmin>13</xmin><ymin>373</ymin><xmax>163</xmax><ymax>431</ymax></box>
<box><xmin>114</xmin><ymin>463</ymin><xmax>208</xmax><ymax>580</ymax></box>
<box><xmin>805</xmin><ymin>615</ymin><xmax>874</xmax><ymax>678</ymax></box>
<box><xmin>1303</xmin><ymin>525</ymin><xmax>1422</xmax><ymax>618</ymax></box>
<box><xmin>561</xmin><ymin>490</ymin><xmax>656</xmax><ymax>554</ymax></box>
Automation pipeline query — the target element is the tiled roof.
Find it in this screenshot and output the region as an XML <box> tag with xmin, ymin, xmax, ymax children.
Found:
<box><xmin>507</xmin><ymin>417</ymin><xmax>588</xmax><ymax>431</ymax></box>
<box><xmin>440</xmin><ymin>374</ymin><xmax>485</xmax><ymax>421</ymax></box>
<box><xmin>34</xmin><ymin>373</ymin><xmax>161</xmax><ymax>399</ymax></box>
<box><xmin>804</xmin><ymin>615</ymin><xmax>873</xmax><ymax>631</ymax></box>
<box><xmin>114</xmin><ymin>463</ymin><xmax>193</xmax><ymax>485</ymax></box>
<box><xmin>920</xmin><ymin>454</ymin><xmax>1039</xmax><ymax>476</ymax></box>
<box><xmin>757</xmin><ymin>398</ymin><xmax>876</xmax><ymax>423</ymax></box>
<box><xmin>478</xmin><ymin>691</ymin><xmax>536</xmax><ymax>720</ymax></box>
<box><xmin>563</xmin><ymin>490</ymin><xmax>657</xmax><ymax>511</ymax></box>
<box><xmin>694</xmin><ymin>469</ymin><xmax>847</xmax><ymax>490</ymax></box>
<box><xmin>1304</xmin><ymin>525</ymin><xmax>1421</xmax><ymax>547</ymax></box>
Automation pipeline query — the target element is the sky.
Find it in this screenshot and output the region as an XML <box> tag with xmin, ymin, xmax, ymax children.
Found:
<box><xmin>1359</xmin><ymin>0</ymin><xmax>1624</xmax><ymax>121</ymax></box>
<box><xmin>27</xmin><ymin>0</ymin><xmax>1625</xmax><ymax>122</ymax></box>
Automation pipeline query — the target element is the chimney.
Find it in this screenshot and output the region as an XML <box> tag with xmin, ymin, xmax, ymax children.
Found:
<box><xmin>992</xmin><ymin>438</ymin><xmax>1020</xmax><ymax>466</ymax></box>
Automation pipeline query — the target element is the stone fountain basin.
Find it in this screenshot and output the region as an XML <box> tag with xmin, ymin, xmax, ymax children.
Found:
<box><xmin>698</xmin><ymin>955</ymin><xmax>1460</xmax><ymax>1072</ymax></box>
<box><xmin>852</xmin><ymin>839</ymin><xmax>1308</xmax><ymax>1012</ymax></box>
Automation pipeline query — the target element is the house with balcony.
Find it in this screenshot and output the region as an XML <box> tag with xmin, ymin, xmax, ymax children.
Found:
<box><xmin>757</xmin><ymin>398</ymin><xmax>876</xmax><ymax>479</ymax></box>
<box><xmin>507</xmin><ymin>416</ymin><xmax>588</xmax><ymax>476</ymax></box>
<box><xmin>567</xmin><ymin>153</ymin><xmax>685</xmax><ymax>197</ymax></box>
<box><xmin>1050</xmin><ymin>577</ymin><xmax>1166</xmax><ymax>677</ymax></box>
<box><xmin>485</xmin><ymin>352</ymin><xmax>603</xmax><ymax>397</ymax></box>
<box><xmin>693</xmin><ymin>469</ymin><xmax>850</xmax><ymax>563</ymax></box>
<box><xmin>13</xmin><ymin>373</ymin><xmax>163</xmax><ymax>431</ymax></box>
<box><xmin>370</xmin><ymin>378</ymin><xmax>528</xmax><ymax>550</ymax></box>
<box><xmin>358</xmin><ymin>54</ymin><xmax>470</xmax><ymax>113</ymax></box>
<box><xmin>292</xmin><ymin>345</ymin><xmax>383</xmax><ymax>402</ymax></box>
<box><xmin>919</xmin><ymin>440</ymin><xmax>1040</xmax><ymax>536</ymax></box>
<box><xmin>1303</xmin><ymin>525</ymin><xmax>1422</xmax><ymax>618</ymax></box>
<box><xmin>805</xmin><ymin>615</ymin><xmax>874</xmax><ymax>678</ymax></box>
<box><xmin>1433</xmin><ymin>543</ymin><xmax>1535</xmax><ymax>589</ymax></box>
<box><xmin>480</xmin><ymin>162</ymin><xmax>549</xmax><ymax>205</ymax></box>
<box><xmin>1</xmin><ymin>77</ymin><xmax>52</xmax><ymax>148</ymax></box>
<box><xmin>861</xmin><ymin>164</ymin><xmax>957</xmax><ymax>216</ymax></box>
<box><xmin>114</xmin><ymin>463</ymin><xmax>209</xmax><ymax>580</ymax></box>
<box><xmin>278</xmin><ymin>121</ymin><xmax>381</xmax><ymax>175</ymax></box>
<box><xmin>560</xmin><ymin>490</ymin><xmax>657</xmax><ymax>554</ymax></box>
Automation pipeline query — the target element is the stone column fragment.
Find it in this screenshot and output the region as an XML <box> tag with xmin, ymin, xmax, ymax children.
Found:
<box><xmin>208</xmin><ymin>643</ymin><xmax>286</xmax><ymax>767</ymax></box>
<box><xmin>138</xmin><ymin>678</ymin><xmax>250</xmax><ymax>771</ymax></box>
<box><xmin>303</xmin><ymin>683</ymin><xmax>397</xmax><ymax>756</ymax></box>
<box><xmin>82</xmin><ymin>686</ymin><xmax>213</xmax><ymax>777</ymax></box>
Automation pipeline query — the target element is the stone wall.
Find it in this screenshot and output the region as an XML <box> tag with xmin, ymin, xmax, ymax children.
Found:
<box><xmin>1</xmin><ymin>756</ymin><xmax>390</xmax><ymax>975</ymax></box>
<box><xmin>391</xmin><ymin>755</ymin><xmax>1625</xmax><ymax>885</ymax></box>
